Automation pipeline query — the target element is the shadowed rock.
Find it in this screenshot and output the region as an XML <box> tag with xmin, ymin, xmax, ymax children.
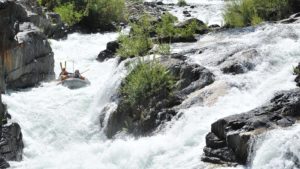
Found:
<box><xmin>202</xmin><ymin>88</ymin><xmax>300</xmax><ymax>165</ymax></box>
<box><xmin>97</xmin><ymin>41</ymin><xmax>120</xmax><ymax>62</ymax></box>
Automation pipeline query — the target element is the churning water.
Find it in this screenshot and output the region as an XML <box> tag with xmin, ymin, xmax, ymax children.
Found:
<box><xmin>2</xmin><ymin>1</ymin><xmax>300</xmax><ymax>169</ymax></box>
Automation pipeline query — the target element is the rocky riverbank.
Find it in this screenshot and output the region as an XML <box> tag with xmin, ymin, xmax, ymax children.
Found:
<box><xmin>0</xmin><ymin>0</ymin><xmax>56</xmax><ymax>91</ymax></box>
<box><xmin>0</xmin><ymin>0</ymin><xmax>60</xmax><ymax>166</ymax></box>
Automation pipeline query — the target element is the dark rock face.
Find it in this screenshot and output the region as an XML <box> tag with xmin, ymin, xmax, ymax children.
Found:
<box><xmin>0</xmin><ymin>0</ymin><xmax>55</xmax><ymax>90</ymax></box>
<box><xmin>202</xmin><ymin>88</ymin><xmax>300</xmax><ymax>165</ymax></box>
<box><xmin>0</xmin><ymin>95</ymin><xmax>24</xmax><ymax>168</ymax></box>
<box><xmin>104</xmin><ymin>56</ymin><xmax>214</xmax><ymax>138</ymax></box>
<box><xmin>97</xmin><ymin>41</ymin><xmax>120</xmax><ymax>62</ymax></box>
<box><xmin>1</xmin><ymin>123</ymin><xmax>24</xmax><ymax>161</ymax></box>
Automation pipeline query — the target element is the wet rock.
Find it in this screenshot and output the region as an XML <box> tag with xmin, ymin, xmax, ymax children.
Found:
<box><xmin>208</xmin><ymin>24</ymin><xmax>221</xmax><ymax>29</ymax></box>
<box><xmin>97</xmin><ymin>50</ymin><xmax>115</xmax><ymax>62</ymax></box>
<box><xmin>97</xmin><ymin>41</ymin><xmax>120</xmax><ymax>62</ymax></box>
<box><xmin>0</xmin><ymin>0</ymin><xmax>55</xmax><ymax>90</ymax></box>
<box><xmin>0</xmin><ymin>157</ymin><xmax>9</xmax><ymax>169</ymax></box>
<box><xmin>160</xmin><ymin>57</ymin><xmax>215</xmax><ymax>97</ymax></box>
<box><xmin>202</xmin><ymin>88</ymin><xmax>300</xmax><ymax>165</ymax></box>
<box><xmin>106</xmin><ymin>41</ymin><xmax>120</xmax><ymax>53</ymax></box>
<box><xmin>104</xmin><ymin>57</ymin><xmax>214</xmax><ymax>138</ymax></box>
<box><xmin>1</xmin><ymin>123</ymin><xmax>24</xmax><ymax>161</ymax></box>
<box><xmin>220</xmin><ymin>49</ymin><xmax>259</xmax><ymax>75</ymax></box>
<box><xmin>183</xmin><ymin>10</ymin><xmax>191</xmax><ymax>17</ymax></box>
<box><xmin>0</xmin><ymin>95</ymin><xmax>23</xmax><ymax>167</ymax></box>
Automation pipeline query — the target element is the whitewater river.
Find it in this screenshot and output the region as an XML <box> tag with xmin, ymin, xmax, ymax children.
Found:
<box><xmin>2</xmin><ymin>1</ymin><xmax>300</xmax><ymax>169</ymax></box>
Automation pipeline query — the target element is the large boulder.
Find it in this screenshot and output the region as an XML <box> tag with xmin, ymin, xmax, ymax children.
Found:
<box><xmin>160</xmin><ymin>57</ymin><xmax>215</xmax><ymax>97</ymax></box>
<box><xmin>202</xmin><ymin>88</ymin><xmax>300</xmax><ymax>165</ymax></box>
<box><xmin>0</xmin><ymin>0</ymin><xmax>55</xmax><ymax>90</ymax></box>
<box><xmin>103</xmin><ymin>56</ymin><xmax>214</xmax><ymax>138</ymax></box>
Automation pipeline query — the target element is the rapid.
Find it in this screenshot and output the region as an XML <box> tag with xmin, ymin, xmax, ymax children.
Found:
<box><xmin>2</xmin><ymin>0</ymin><xmax>300</xmax><ymax>169</ymax></box>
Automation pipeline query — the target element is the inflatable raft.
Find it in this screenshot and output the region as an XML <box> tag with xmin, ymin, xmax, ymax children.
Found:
<box><xmin>61</xmin><ymin>78</ymin><xmax>91</xmax><ymax>89</ymax></box>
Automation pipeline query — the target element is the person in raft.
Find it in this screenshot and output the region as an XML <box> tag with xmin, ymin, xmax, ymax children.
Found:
<box><xmin>74</xmin><ymin>70</ymin><xmax>85</xmax><ymax>80</ymax></box>
<box><xmin>59</xmin><ymin>68</ymin><xmax>70</xmax><ymax>80</ymax></box>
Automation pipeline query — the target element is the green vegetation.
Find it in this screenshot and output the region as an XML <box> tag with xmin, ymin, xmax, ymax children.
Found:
<box><xmin>224</xmin><ymin>0</ymin><xmax>293</xmax><ymax>27</ymax></box>
<box><xmin>156</xmin><ymin>13</ymin><xmax>198</xmax><ymax>40</ymax></box>
<box><xmin>39</xmin><ymin>0</ymin><xmax>125</xmax><ymax>29</ymax></box>
<box><xmin>156</xmin><ymin>13</ymin><xmax>178</xmax><ymax>39</ymax></box>
<box><xmin>117</xmin><ymin>13</ymin><xmax>200</xmax><ymax>58</ymax></box>
<box><xmin>54</xmin><ymin>3</ymin><xmax>84</xmax><ymax>26</ymax></box>
<box><xmin>117</xmin><ymin>15</ymin><xmax>153</xmax><ymax>58</ymax></box>
<box><xmin>121</xmin><ymin>60</ymin><xmax>175</xmax><ymax>110</ymax></box>
<box><xmin>293</xmin><ymin>66</ymin><xmax>300</xmax><ymax>75</ymax></box>
<box><xmin>157</xmin><ymin>43</ymin><xmax>171</xmax><ymax>55</ymax></box>
<box><xmin>83</xmin><ymin>0</ymin><xmax>126</xmax><ymax>29</ymax></box>
<box><xmin>177</xmin><ymin>0</ymin><xmax>188</xmax><ymax>7</ymax></box>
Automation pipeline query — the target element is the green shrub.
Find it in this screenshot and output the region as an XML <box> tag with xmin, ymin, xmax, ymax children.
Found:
<box><xmin>156</xmin><ymin>13</ymin><xmax>178</xmax><ymax>39</ymax></box>
<box><xmin>54</xmin><ymin>3</ymin><xmax>84</xmax><ymax>26</ymax></box>
<box><xmin>83</xmin><ymin>0</ymin><xmax>126</xmax><ymax>30</ymax></box>
<box><xmin>224</xmin><ymin>0</ymin><xmax>292</xmax><ymax>27</ymax></box>
<box><xmin>254</xmin><ymin>0</ymin><xmax>290</xmax><ymax>21</ymax></box>
<box><xmin>158</xmin><ymin>43</ymin><xmax>171</xmax><ymax>55</ymax></box>
<box><xmin>177</xmin><ymin>20</ymin><xmax>200</xmax><ymax>38</ymax></box>
<box><xmin>177</xmin><ymin>0</ymin><xmax>188</xmax><ymax>7</ymax></box>
<box><xmin>121</xmin><ymin>61</ymin><xmax>175</xmax><ymax>110</ymax></box>
<box><xmin>117</xmin><ymin>15</ymin><xmax>153</xmax><ymax>58</ymax></box>
<box><xmin>39</xmin><ymin>0</ymin><xmax>125</xmax><ymax>30</ymax></box>
<box><xmin>156</xmin><ymin>13</ymin><xmax>198</xmax><ymax>40</ymax></box>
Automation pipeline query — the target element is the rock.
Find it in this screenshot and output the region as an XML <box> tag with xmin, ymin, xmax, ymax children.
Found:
<box><xmin>208</xmin><ymin>24</ymin><xmax>221</xmax><ymax>29</ymax></box>
<box><xmin>183</xmin><ymin>10</ymin><xmax>190</xmax><ymax>15</ymax></box>
<box><xmin>17</xmin><ymin>0</ymin><xmax>67</xmax><ymax>39</ymax></box>
<box><xmin>202</xmin><ymin>88</ymin><xmax>300</xmax><ymax>165</ymax></box>
<box><xmin>1</xmin><ymin>123</ymin><xmax>24</xmax><ymax>161</ymax></box>
<box><xmin>97</xmin><ymin>40</ymin><xmax>120</xmax><ymax>62</ymax></box>
<box><xmin>220</xmin><ymin>49</ymin><xmax>258</xmax><ymax>75</ymax></box>
<box><xmin>176</xmin><ymin>18</ymin><xmax>208</xmax><ymax>34</ymax></box>
<box><xmin>156</xmin><ymin>1</ymin><xmax>164</xmax><ymax>5</ymax></box>
<box><xmin>0</xmin><ymin>157</ymin><xmax>9</xmax><ymax>169</ymax></box>
<box><xmin>0</xmin><ymin>0</ymin><xmax>55</xmax><ymax>90</ymax></box>
<box><xmin>160</xmin><ymin>57</ymin><xmax>215</xmax><ymax>97</ymax></box>
<box><xmin>104</xmin><ymin>57</ymin><xmax>214</xmax><ymax>138</ymax></box>
<box><xmin>0</xmin><ymin>95</ymin><xmax>23</xmax><ymax>167</ymax></box>
<box><xmin>106</xmin><ymin>41</ymin><xmax>120</xmax><ymax>53</ymax></box>
<box><xmin>97</xmin><ymin>50</ymin><xmax>115</xmax><ymax>62</ymax></box>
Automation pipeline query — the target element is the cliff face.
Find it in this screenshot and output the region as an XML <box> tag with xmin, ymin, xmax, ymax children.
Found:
<box><xmin>0</xmin><ymin>0</ymin><xmax>55</xmax><ymax>91</ymax></box>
